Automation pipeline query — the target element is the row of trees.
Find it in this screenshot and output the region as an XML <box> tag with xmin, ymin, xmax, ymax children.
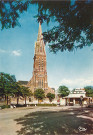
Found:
<box><xmin>0</xmin><ymin>72</ymin><xmax>32</xmax><ymax>105</ymax></box>
<box><xmin>34</xmin><ymin>89</ymin><xmax>55</xmax><ymax>103</ymax></box>
<box><xmin>0</xmin><ymin>72</ymin><xmax>55</xmax><ymax>105</ymax></box>
<box><xmin>35</xmin><ymin>86</ymin><xmax>93</xmax><ymax>102</ymax></box>
<box><xmin>0</xmin><ymin>72</ymin><xmax>92</xmax><ymax>106</ymax></box>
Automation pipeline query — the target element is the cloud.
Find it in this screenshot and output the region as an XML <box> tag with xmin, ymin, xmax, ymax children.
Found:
<box><xmin>0</xmin><ymin>49</ymin><xmax>6</xmax><ymax>53</ymax></box>
<box><xmin>59</xmin><ymin>78</ymin><xmax>93</xmax><ymax>89</ymax></box>
<box><xmin>12</xmin><ymin>50</ymin><xmax>21</xmax><ymax>56</ymax></box>
<box><xmin>0</xmin><ymin>49</ymin><xmax>22</xmax><ymax>57</ymax></box>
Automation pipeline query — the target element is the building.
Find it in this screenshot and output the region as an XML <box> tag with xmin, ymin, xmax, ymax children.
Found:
<box><xmin>27</xmin><ymin>23</ymin><xmax>54</xmax><ymax>95</ymax></box>
<box><xmin>18</xmin><ymin>81</ymin><xmax>28</xmax><ymax>87</ymax></box>
<box><xmin>15</xmin><ymin>23</ymin><xmax>55</xmax><ymax>104</ymax></box>
<box><xmin>60</xmin><ymin>88</ymin><xmax>92</xmax><ymax>106</ymax></box>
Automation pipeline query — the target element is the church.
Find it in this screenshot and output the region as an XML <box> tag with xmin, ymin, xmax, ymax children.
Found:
<box><xmin>19</xmin><ymin>23</ymin><xmax>55</xmax><ymax>96</ymax></box>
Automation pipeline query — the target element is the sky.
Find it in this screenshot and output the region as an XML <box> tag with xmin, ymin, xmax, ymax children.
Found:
<box><xmin>0</xmin><ymin>4</ymin><xmax>93</xmax><ymax>90</ymax></box>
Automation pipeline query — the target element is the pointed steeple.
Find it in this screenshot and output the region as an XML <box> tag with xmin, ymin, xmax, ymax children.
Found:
<box><xmin>27</xmin><ymin>23</ymin><xmax>55</xmax><ymax>95</ymax></box>
<box><xmin>37</xmin><ymin>22</ymin><xmax>43</xmax><ymax>41</ymax></box>
<box><xmin>35</xmin><ymin>23</ymin><xmax>45</xmax><ymax>55</ymax></box>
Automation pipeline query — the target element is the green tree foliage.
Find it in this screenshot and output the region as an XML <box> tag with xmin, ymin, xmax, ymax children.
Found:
<box><xmin>35</xmin><ymin>0</ymin><xmax>93</xmax><ymax>53</ymax></box>
<box><xmin>0</xmin><ymin>72</ymin><xmax>17</xmax><ymax>104</ymax></box>
<box><xmin>0</xmin><ymin>0</ymin><xmax>93</xmax><ymax>52</ymax></box>
<box><xmin>0</xmin><ymin>1</ymin><xmax>30</xmax><ymax>29</ymax></box>
<box><xmin>0</xmin><ymin>73</ymin><xmax>5</xmax><ymax>97</ymax></box>
<box><xmin>84</xmin><ymin>86</ymin><xmax>93</xmax><ymax>97</ymax></box>
<box><xmin>21</xmin><ymin>86</ymin><xmax>32</xmax><ymax>105</ymax></box>
<box><xmin>47</xmin><ymin>92</ymin><xmax>55</xmax><ymax>102</ymax></box>
<box><xmin>34</xmin><ymin>88</ymin><xmax>45</xmax><ymax>102</ymax></box>
<box><xmin>71</xmin><ymin>89</ymin><xmax>75</xmax><ymax>93</ymax></box>
<box><xmin>0</xmin><ymin>72</ymin><xmax>33</xmax><ymax>105</ymax></box>
<box><xmin>13</xmin><ymin>82</ymin><xmax>22</xmax><ymax>105</ymax></box>
<box><xmin>58</xmin><ymin>85</ymin><xmax>70</xmax><ymax>97</ymax></box>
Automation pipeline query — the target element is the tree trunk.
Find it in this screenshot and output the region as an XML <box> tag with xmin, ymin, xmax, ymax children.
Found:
<box><xmin>6</xmin><ymin>95</ymin><xmax>8</xmax><ymax>105</ymax></box>
<box><xmin>5</xmin><ymin>95</ymin><xmax>6</xmax><ymax>101</ymax></box>
<box><xmin>38</xmin><ymin>99</ymin><xmax>42</xmax><ymax>104</ymax></box>
<box><xmin>25</xmin><ymin>96</ymin><xmax>26</xmax><ymax>105</ymax></box>
<box><xmin>17</xmin><ymin>97</ymin><xmax>19</xmax><ymax>105</ymax></box>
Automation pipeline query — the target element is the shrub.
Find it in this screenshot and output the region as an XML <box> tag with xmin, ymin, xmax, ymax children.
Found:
<box><xmin>0</xmin><ymin>105</ymin><xmax>10</xmax><ymax>109</ymax></box>
<box><xmin>37</xmin><ymin>104</ymin><xmax>57</xmax><ymax>106</ymax></box>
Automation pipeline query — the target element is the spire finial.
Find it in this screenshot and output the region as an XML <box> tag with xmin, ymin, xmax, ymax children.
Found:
<box><xmin>37</xmin><ymin>22</ymin><xmax>43</xmax><ymax>41</ymax></box>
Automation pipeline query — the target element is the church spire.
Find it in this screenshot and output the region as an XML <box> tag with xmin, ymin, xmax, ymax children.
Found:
<box><xmin>37</xmin><ymin>22</ymin><xmax>43</xmax><ymax>41</ymax></box>
<box><xmin>27</xmin><ymin>23</ymin><xmax>55</xmax><ymax>95</ymax></box>
<box><xmin>35</xmin><ymin>22</ymin><xmax>45</xmax><ymax>55</ymax></box>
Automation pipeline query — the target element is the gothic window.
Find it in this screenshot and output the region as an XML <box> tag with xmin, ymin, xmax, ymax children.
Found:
<box><xmin>39</xmin><ymin>58</ymin><xmax>40</xmax><ymax>70</ymax></box>
<box><xmin>40</xmin><ymin>80</ymin><xmax>41</xmax><ymax>87</ymax></box>
<box><xmin>42</xmin><ymin>58</ymin><xmax>43</xmax><ymax>70</ymax></box>
<box><xmin>38</xmin><ymin>79</ymin><xmax>41</xmax><ymax>87</ymax></box>
<box><xmin>38</xmin><ymin>79</ymin><xmax>40</xmax><ymax>87</ymax></box>
<box><xmin>43</xmin><ymin>46</ymin><xmax>44</xmax><ymax>52</ymax></box>
<box><xmin>38</xmin><ymin>80</ymin><xmax>39</xmax><ymax>86</ymax></box>
<box><xmin>40</xmin><ymin>47</ymin><xmax>42</xmax><ymax>52</ymax></box>
<box><xmin>42</xmin><ymin>79</ymin><xmax>43</xmax><ymax>87</ymax></box>
<box><xmin>37</xmin><ymin>47</ymin><xmax>39</xmax><ymax>52</ymax></box>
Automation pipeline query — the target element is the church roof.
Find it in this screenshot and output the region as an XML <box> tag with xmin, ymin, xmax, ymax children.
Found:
<box><xmin>18</xmin><ymin>81</ymin><xmax>28</xmax><ymax>85</ymax></box>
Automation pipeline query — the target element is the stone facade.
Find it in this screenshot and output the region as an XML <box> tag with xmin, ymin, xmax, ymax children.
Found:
<box><xmin>27</xmin><ymin>23</ymin><xmax>55</xmax><ymax>95</ymax></box>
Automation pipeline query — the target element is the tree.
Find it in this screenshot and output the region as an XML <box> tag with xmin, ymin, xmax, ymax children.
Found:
<box><xmin>0</xmin><ymin>0</ymin><xmax>93</xmax><ymax>52</ymax></box>
<box><xmin>0</xmin><ymin>72</ymin><xmax>17</xmax><ymax>105</ymax></box>
<box><xmin>21</xmin><ymin>86</ymin><xmax>32</xmax><ymax>105</ymax></box>
<box><xmin>71</xmin><ymin>89</ymin><xmax>75</xmax><ymax>93</ymax></box>
<box><xmin>13</xmin><ymin>82</ymin><xmax>22</xmax><ymax>105</ymax></box>
<box><xmin>0</xmin><ymin>1</ymin><xmax>30</xmax><ymax>29</ymax></box>
<box><xmin>0</xmin><ymin>73</ymin><xmax>5</xmax><ymax>97</ymax></box>
<box><xmin>58</xmin><ymin>86</ymin><xmax>70</xmax><ymax>98</ymax></box>
<box><xmin>84</xmin><ymin>86</ymin><xmax>93</xmax><ymax>97</ymax></box>
<box><xmin>47</xmin><ymin>93</ymin><xmax>55</xmax><ymax>102</ymax></box>
<box><xmin>34</xmin><ymin>88</ymin><xmax>45</xmax><ymax>103</ymax></box>
<box><xmin>0</xmin><ymin>0</ymin><xmax>93</xmax><ymax>53</ymax></box>
<box><xmin>34</xmin><ymin>0</ymin><xmax>93</xmax><ymax>53</ymax></box>
<box><xmin>0</xmin><ymin>72</ymin><xmax>33</xmax><ymax>105</ymax></box>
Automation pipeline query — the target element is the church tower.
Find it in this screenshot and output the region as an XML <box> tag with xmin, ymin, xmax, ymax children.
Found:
<box><xmin>27</xmin><ymin>23</ymin><xmax>48</xmax><ymax>93</ymax></box>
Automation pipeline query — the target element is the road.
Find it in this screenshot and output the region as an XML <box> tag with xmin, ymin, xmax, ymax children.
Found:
<box><xmin>0</xmin><ymin>106</ymin><xmax>93</xmax><ymax>135</ymax></box>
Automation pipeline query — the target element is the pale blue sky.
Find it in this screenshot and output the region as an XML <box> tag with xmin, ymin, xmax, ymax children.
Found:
<box><xmin>0</xmin><ymin>4</ymin><xmax>93</xmax><ymax>90</ymax></box>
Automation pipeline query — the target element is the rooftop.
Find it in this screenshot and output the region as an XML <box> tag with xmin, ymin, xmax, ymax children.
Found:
<box><xmin>18</xmin><ymin>81</ymin><xmax>28</xmax><ymax>85</ymax></box>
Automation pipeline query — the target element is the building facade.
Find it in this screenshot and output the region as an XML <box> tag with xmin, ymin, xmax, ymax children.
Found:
<box><xmin>60</xmin><ymin>88</ymin><xmax>92</xmax><ymax>106</ymax></box>
<box><xmin>27</xmin><ymin>23</ymin><xmax>54</xmax><ymax>95</ymax></box>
